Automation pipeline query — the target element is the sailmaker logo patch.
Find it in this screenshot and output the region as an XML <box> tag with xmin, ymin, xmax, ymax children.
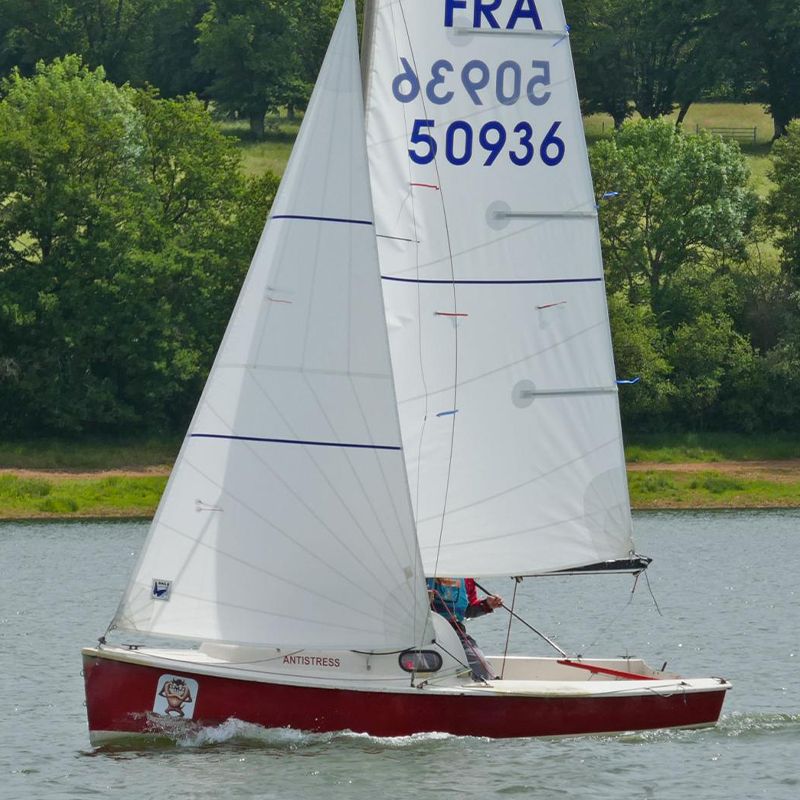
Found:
<box><xmin>152</xmin><ymin>579</ymin><xmax>172</xmax><ymax>600</ymax></box>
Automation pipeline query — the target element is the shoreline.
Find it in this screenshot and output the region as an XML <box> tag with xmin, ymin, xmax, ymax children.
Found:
<box><xmin>1</xmin><ymin>461</ymin><xmax>799</xmax><ymax>519</ymax></box>
<box><xmin>1</xmin><ymin>506</ymin><xmax>797</xmax><ymax>523</ymax></box>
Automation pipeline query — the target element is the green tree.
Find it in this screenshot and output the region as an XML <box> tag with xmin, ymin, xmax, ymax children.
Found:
<box><xmin>665</xmin><ymin>313</ymin><xmax>757</xmax><ymax>429</ymax></box>
<box><xmin>0</xmin><ymin>0</ymin><xmax>171</xmax><ymax>84</ymax></box>
<box><xmin>196</xmin><ymin>0</ymin><xmax>305</xmax><ymax>137</ymax></box>
<box><xmin>716</xmin><ymin>0</ymin><xmax>800</xmax><ymax>139</ymax></box>
<box><xmin>766</xmin><ymin>120</ymin><xmax>800</xmax><ymax>283</ymax></box>
<box><xmin>142</xmin><ymin>0</ymin><xmax>213</xmax><ymax>98</ymax></box>
<box><xmin>608</xmin><ymin>293</ymin><xmax>673</xmax><ymax>429</ymax></box>
<box><xmin>566</xmin><ymin>0</ymin><xmax>720</xmax><ymax>127</ymax></box>
<box><xmin>0</xmin><ymin>56</ymin><xmax>276</xmax><ymax>435</ymax></box>
<box><xmin>0</xmin><ymin>1</ymin><xmax>211</xmax><ymax>96</ymax></box>
<box><xmin>760</xmin><ymin>325</ymin><xmax>800</xmax><ymax>430</ymax></box>
<box><xmin>567</xmin><ymin>0</ymin><xmax>633</xmax><ymax>128</ymax></box>
<box><xmin>590</xmin><ymin>120</ymin><xmax>758</xmax><ymax>314</ymax></box>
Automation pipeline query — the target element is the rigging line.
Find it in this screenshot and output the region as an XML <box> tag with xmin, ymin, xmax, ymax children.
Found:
<box><xmin>386</xmin><ymin>0</ymin><xmax>432</xmax><ymax>656</ymax></box>
<box><xmin>643</xmin><ymin>568</ymin><xmax>663</xmax><ymax>617</ymax></box>
<box><xmin>583</xmin><ymin>582</ymin><xmax>637</xmax><ymax>653</ymax></box>
<box><xmin>500</xmin><ymin>577</ymin><xmax>520</xmax><ymax>680</ymax></box>
<box><xmin>429</xmin><ymin>587</ymin><xmax>491</xmax><ymax>684</ymax></box>
<box><xmin>396</xmin><ymin>1</ymin><xmax>460</xmax><ymax>582</ymax></box>
<box><xmin>582</xmin><ymin>568</ymin><xmax>657</xmax><ymax>653</ymax></box>
<box><xmin>473</xmin><ymin>581</ymin><xmax>569</xmax><ymax>658</ymax></box>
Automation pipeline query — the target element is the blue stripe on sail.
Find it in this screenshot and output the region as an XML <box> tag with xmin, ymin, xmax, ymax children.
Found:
<box><xmin>381</xmin><ymin>276</ymin><xmax>602</xmax><ymax>285</ymax></box>
<box><xmin>190</xmin><ymin>433</ymin><xmax>401</xmax><ymax>451</ymax></box>
<box><xmin>271</xmin><ymin>214</ymin><xmax>373</xmax><ymax>226</ymax></box>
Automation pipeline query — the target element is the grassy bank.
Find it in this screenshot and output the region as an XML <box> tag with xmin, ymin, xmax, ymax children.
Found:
<box><xmin>1</xmin><ymin>468</ymin><xmax>797</xmax><ymax>519</ymax></box>
<box><xmin>0</xmin><ymin>473</ymin><xmax>167</xmax><ymax>519</ymax></box>
<box><xmin>629</xmin><ymin>470</ymin><xmax>800</xmax><ymax>509</ymax></box>
<box><xmin>1</xmin><ymin>457</ymin><xmax>798</xmax><ymax>520</ymax></box>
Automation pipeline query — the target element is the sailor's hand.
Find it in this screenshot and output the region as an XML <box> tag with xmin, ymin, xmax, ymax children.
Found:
<box><xmin>485</xmin><ymin>595</ymin><xmax>503</xmax><ymax>610</ymax></box>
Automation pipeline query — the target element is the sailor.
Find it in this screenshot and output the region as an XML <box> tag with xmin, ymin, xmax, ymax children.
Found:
<box><xmin>426</xmin><ymin>577</ymin><xmax>503</xmax><ymax>681</ymax></box>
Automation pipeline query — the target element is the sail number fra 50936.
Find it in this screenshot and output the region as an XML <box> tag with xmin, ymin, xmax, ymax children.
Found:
<box><xmin>393</xmin><ymin>58</ymin><xmax>552</xmax><ymax>107</ymax></box>
<box><xmin>408</xmin><ymin>119</ymin><xmax>564</xmax><ymax>168</ymax></box>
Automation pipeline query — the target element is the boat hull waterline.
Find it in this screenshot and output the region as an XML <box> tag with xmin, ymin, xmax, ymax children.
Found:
<box><xmin>83</xmin><ymin>648</ymin><xmax>730</xmax><ymax>743</ymax></box>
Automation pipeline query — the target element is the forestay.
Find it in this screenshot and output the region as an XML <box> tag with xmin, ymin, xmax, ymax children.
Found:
<box><xmin>363</xmin><ymin>0</ymin><xmax>635</xmax><ymax>576</ymax></box>
<box><xmin>112</xmin><ymin>0</ymin><xmax>430</xmax><ymax>650</ymax></box>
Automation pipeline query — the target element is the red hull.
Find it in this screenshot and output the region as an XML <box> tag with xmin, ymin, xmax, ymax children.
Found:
<box><xmin>83</xmin><ymin>652</ymin><xmax>728</xmax><ymax>740</ymax></box>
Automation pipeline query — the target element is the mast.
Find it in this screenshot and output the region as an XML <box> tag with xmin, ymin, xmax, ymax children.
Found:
<box><xmin>360</xmin><ymin>0</ymin><xmax>378</xmax><ymax>101</ymax></box>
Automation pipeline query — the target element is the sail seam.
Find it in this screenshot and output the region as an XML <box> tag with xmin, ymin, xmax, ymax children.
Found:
<box><xmin>271</xmin><ymin>214</ymin><xmax>373</xmax><ymax>226</ymax></box>
<box><xmin>382</xmin><ymin>276</ymin><xmax>602</xmax><ymax>285</ymax></box>
<box><xmin>190</xmin><ymin>433</ymin><xmax>401</xmax><ymax>451</ymax></box>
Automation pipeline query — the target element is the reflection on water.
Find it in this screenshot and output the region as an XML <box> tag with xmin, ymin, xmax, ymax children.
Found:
<box><xmin>1</xmin><ymin>512</ymin><xmax>798</xmax><ymax>799</ymax></box>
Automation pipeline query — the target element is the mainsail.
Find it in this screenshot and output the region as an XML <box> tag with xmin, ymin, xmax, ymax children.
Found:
<box><xmin>363</xmin><ymin>0</ymin><xmax>635</xmax><ymax>576</ymax></box>
<box><xmin>112</xmin><ymin>0</ymin><xmax>430</xmax><ymax>650</ymax></box>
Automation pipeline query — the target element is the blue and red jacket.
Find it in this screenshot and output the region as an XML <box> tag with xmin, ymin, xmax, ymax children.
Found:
<box><xmin>427</xmin><ymin>578</ymin><xmax>494</xmax><ymax>624</ymax></box>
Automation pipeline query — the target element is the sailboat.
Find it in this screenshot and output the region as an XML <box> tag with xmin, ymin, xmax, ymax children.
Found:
<box><xmin>82</xmin><ymin>0</ymin><xmax>730</xmax><ymax>743</ymax></box>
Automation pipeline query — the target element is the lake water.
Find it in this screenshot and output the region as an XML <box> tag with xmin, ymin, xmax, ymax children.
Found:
<box><xmin>1</xmin><ymin>511</ymin><xmax>798</xmax><ymax>799</ymax></box>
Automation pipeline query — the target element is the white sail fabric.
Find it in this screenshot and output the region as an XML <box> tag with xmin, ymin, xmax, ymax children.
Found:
<box><xmin>112</xmin><ymin>0</ymin><xmax>430</xmax><ymax>650</ymax></box>
<box><xmin>363</xmin><ymin>0</ymin><xmax>634</xmax><ymax>576</ymax></box>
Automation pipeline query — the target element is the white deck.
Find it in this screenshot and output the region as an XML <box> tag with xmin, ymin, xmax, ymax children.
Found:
<box><xmin>83</xmin><ymin>643</ymin><xmax>730</xmax><ymax>699</ymax></box>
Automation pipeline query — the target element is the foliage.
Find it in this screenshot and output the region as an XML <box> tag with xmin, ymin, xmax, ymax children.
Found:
<box><xmin>590</xmin><ymin>119</ymin><xmax>758</xmax><ymax>311</ymax></box>
<box><xmin>0</xmin><ymin>0</ymin><xmax>166</xmax><ymax>83</ymax></box>
<box><xmin>196</xmin><ymin>0</ymin><xmax>308</xmax><ymax>136</ymax></box>
<box><xmin>716</xmin><ymin>0</ymin><xmax>800</xmax><ymax>138</ymax></box>
<box><xmin>567</xmin><ymin>0</ymin><xmax>722</xmax><ymax>126</ymax></box>
<box><xmin>766</xmin><ymin>121</ymin><xmax>800</xmax><ymax>282</ymax></box>
<box><xmin>627</xmin><ymin>469</ymin><xmax>800</xmax><ymax>508</ymax></box>
<box><xmin>607</xmin><ymin>293</ymin><xmax>673</xmax><ymax>427</ymax></box>
<box><xmin>759</xmin><ymin>328</ymin><xmax>800</xmax><ymax>430</ymax></box>
<box><xmin>0</xmin><ymin>472</ymin><xmax>166</xmax><ymax>518</ymax></box>
<box><xmin>665</xmin><ymin>313</ymin><xmax>758</xmax><ymax>429</ymax></box>
<box><xmin>0</xmin><ymin>57</ymin><xmax>276</xmax><ymax>435</ymax></box>
<box><xmin>0</xmin><ymin>1</ymin><xmax>212</xmax><ymax>96</ymax></box>
<box><xmin>590</xmin><ymin>119</ymin><xmax>800</xmax><ymax>435</ymax></box>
